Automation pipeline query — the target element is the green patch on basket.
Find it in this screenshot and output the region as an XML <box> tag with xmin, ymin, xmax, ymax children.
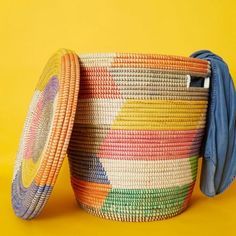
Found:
<box><xmin>189</xmin><ymin>155</ymin><xmax>199</xmax><ymax>180</ymax></box>
<box><xmin>100</xmin><ymin>183</ymin><xmax>193</xmax><ymax>217</ymax></box>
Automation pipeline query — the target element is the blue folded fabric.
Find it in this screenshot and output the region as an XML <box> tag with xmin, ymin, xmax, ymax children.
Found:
<box><xmin>190</xmin><ymin>50</ymin><xmax>236</xmax><ymax>197</ymax></box>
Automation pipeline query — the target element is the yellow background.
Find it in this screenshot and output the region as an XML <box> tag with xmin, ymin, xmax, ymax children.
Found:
<box><xmin>0</xmin><ymin>0</ymin><xmax>236</xmax><ymax>235</ymax></box>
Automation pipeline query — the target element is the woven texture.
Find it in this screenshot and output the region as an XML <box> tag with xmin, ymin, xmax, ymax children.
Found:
<box><xmin>68</xmin><ymin>52</ymin><xmax>210</xmax><ymax>221</ymax></box>
<box><xmin>12</xmin><ymin>49</ymin><xmax>80</xmax><ymax>219</ymax></box>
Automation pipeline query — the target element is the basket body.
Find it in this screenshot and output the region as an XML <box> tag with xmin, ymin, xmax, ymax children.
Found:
<box><xmin>68</xmin><ymin>53</ymin><xmax>210</xmax><ymax>221</ymax></box>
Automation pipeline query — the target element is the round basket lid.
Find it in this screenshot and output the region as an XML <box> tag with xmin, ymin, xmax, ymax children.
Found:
<box><xmin>11</xmin><ymin>49</ymin><xmax>80</xmax><ymax>219</ymax></box>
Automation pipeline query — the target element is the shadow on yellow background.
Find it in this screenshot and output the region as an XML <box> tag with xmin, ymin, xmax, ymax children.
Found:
<box><xmin>0</xmin><ymin>0</ymin><xmax>235</xmax><ymax>235</ymax></box>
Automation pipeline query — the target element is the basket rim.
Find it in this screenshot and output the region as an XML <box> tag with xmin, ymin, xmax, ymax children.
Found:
<box><xmin>77</xmin><ymin>52</ymin><xmax>210</xmax><ymax>63</ymax></box>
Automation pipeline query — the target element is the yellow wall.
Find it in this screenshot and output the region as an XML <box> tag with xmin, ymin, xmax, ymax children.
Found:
<box><xmin>0</xmin><ymin>0</ymin><xmax>235</xmax><ymax>235</ymax></box>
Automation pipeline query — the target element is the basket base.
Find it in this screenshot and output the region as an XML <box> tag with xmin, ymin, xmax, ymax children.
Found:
<box><xmin>77</xmin><ymin>201</ymin><xmax>189</xmax><ymax>222</ymax></box>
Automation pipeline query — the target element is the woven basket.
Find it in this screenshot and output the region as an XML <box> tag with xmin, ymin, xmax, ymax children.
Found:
<box><xmin>67</xmin><ymin>52</ymin><xmax>210</xmax><ymax>222</ymax></box>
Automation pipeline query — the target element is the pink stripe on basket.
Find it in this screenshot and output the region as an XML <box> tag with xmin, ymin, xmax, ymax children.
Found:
<box><xmin>24</xmin><ymin>95</ymin><xmax>44</xmax><ymax>159</ymax></box>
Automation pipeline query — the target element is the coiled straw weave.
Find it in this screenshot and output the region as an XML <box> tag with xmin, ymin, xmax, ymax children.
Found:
<box><xmin>12</xmin><ymin>50</ymin><xmax>210</xmax><ymax>221</ymax></box>
<box><xmin>68</xmin><ymin>52</ymin><xmax>210</xmax><ymax>221</ymax></box>
<box><xmin>12</xmin><ymin>49</ymin><xmax>80</xmax><ymax>219</ymax></box>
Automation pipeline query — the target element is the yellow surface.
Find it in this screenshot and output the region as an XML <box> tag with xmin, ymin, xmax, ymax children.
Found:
<box><xmin>0</xmin><ymin>0</ymin><xmax>236</xmax><ymax>235</ymax></box>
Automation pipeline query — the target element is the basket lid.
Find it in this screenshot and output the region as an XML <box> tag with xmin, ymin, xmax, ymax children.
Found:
<box><xmin>11</xmin><ymin>49</ymin><xmax>80</xmax><ymax>219</ymax></box>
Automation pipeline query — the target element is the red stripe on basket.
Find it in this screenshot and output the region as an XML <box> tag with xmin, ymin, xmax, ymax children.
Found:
<box><xmin>181</xmin><ymin>181</ymin><xmax>196</xmax><ymax>211</ymax></box>
<box><xmin>97</xmin><ymin>129</ymin><xmax>204</xmax><ymax>160</ymax></box>
<box><xmin>79</xmin><ymin>68</ymin><xmax>121</xmax><ymax>99</ymax></box>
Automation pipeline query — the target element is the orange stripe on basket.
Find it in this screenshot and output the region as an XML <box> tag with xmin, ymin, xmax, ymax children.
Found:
<box><xmin>71</xmin><ymin>178</ymin><xmax>111</xmax><ymax>209</ymax></box>
<box><xmin>112</xmin><ymin>55</ymin><xmax>209</xmax><ymax>75</ymax></box>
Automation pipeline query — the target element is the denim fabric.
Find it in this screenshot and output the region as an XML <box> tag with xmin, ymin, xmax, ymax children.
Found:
<box><xmin>191</xmin><ymin>50</ymin><xmax>236</xmax><ymax>197</ymax></box>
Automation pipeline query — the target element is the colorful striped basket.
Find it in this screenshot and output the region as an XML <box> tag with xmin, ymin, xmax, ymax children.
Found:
<box><xmin>67</xmin><ymin>52</ymin><xmax>210</xmax><ymax>221</ymax></box>
<box><xmin>12</xmin><ymin>50</ymin><xmax>210</xmax><ymax>221</ymax></box>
